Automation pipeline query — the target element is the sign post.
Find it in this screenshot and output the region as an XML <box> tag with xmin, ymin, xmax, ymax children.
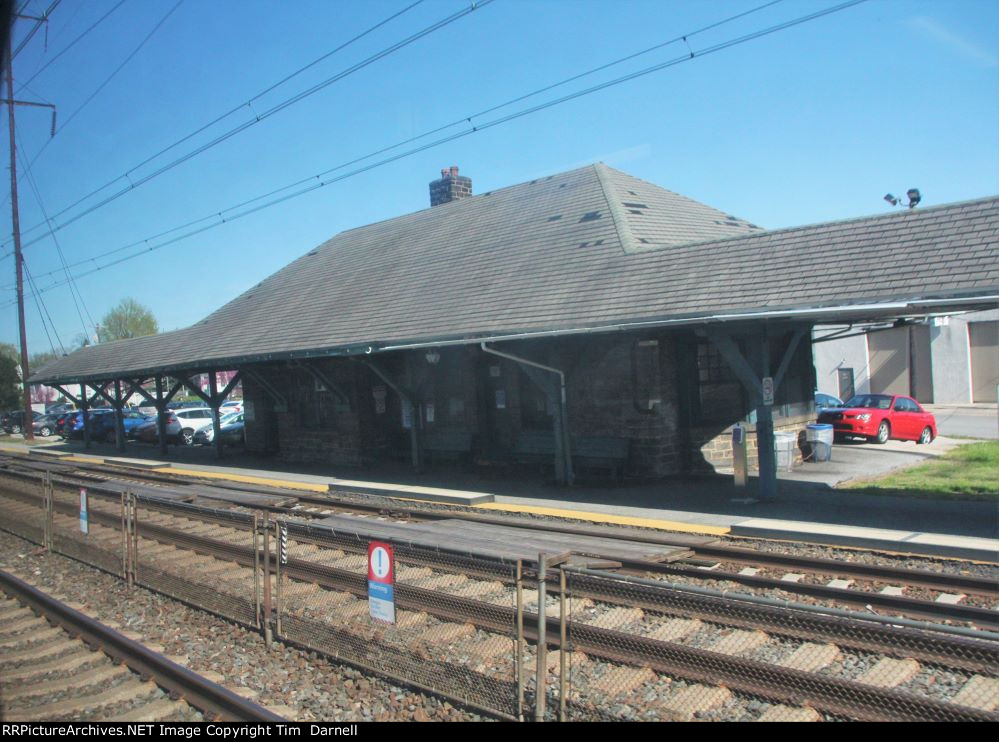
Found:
<box><xmin>367</xmin><ymin>541</ymin><xmax>395</xmax><ymax>624</ymax></box>
<box><xmin>79</xmin><ymin>487</ymin><xmax>88</xmax><ymax>534</ymax></box>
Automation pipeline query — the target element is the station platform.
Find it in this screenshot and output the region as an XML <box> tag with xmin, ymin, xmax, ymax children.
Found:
<box><xmin>2</xmin><ymin>438</ymin><xmax>996</xmax><ymax>563</ymax></box>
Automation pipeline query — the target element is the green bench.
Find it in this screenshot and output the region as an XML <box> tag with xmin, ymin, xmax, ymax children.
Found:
<box><xmin>421</xmin><ymin>429</ymin><xmax>474</xmax><ymax>463</ymax></box>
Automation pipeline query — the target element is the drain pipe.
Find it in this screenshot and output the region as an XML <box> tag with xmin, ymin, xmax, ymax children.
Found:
<box><xmin>480</xmin><ymin>342</ymin><xmax>573</xmax><ymax>485</ymax></box>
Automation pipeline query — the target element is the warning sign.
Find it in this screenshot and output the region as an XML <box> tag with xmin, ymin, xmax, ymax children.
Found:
<box><xmin>367</xmin><ymin>541</ymin><xmax>395</xmax><ymax>624</ymax></box>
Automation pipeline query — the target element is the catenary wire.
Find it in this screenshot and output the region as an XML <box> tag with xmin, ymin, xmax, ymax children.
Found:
<box><xmin>2</xmin><ymin>0</ymin><xmax>490</xmax><ymax>257</ymax></box>
<box><xmin>4</xmin><ymin>0</ymin><xmax>869</xmax><ymax>306</ymax></box>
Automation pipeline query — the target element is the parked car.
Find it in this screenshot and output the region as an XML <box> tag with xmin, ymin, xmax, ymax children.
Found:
<box><xmin>122</xmin><ymin>411</ymin><xmax>155</xmax><ymax>439</ymax></box>
<box><xmin>63</xmin><ymin>409</ymin><xmax>116</xmax><ymax>440</ymax></box>
<box><xmin>173</xmin><ymin>407</ymin><xmax>216</xmax><ymax>445</ymax></box>
<box><xmin>814</xmin><ymin>392</ymin><xmax>842</xmax><ymax>410</ymax></box>
<box><xmin>135</xmin><ymin>411</ymin><xmax>184</xmax><ymax>445</ymax></box>
<box><xmin>817</xmin><ymin>394</ymin><xmax>937</xmax><ymax>444</ymax></box>
<box><xmin>32</xmin><ymin>414</ymin><xmax>62</xmax><ymax>437</ymax></box>
<box><xmin>217</xmin><ymin>413</ymin><xmax>245</xmax><ymax>447</ymax></box>
<box><xmin>2</xmin><ymin>410</ymin><xmax>43</xmax><ymax>433</ymax></box>
<box><xmin>45</xmin><ymin>402</ymin><xmax>76</xmax><ymax>415</ymax></box>
<box><xmin>192</xmin><ymin>411</ymin><xmax>241</xmax><ymax>445</ymax></box>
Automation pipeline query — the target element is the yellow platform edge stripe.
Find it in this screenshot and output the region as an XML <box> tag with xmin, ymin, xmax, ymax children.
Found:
<box><xmin>474</xmin><ymin>502</ymin><xmax>731</xmax><ymax>536</ymax></box>
<box><xmin>166</xmin><ymin>467</ymin><xmax>329</xmax><ymax>493</ymax></box>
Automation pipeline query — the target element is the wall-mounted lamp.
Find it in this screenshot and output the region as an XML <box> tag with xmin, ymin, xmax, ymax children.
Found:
<box><xmin>425</xmin><ymin>349</ymin><xmax>441</xmax><ymax>365</ymax></box>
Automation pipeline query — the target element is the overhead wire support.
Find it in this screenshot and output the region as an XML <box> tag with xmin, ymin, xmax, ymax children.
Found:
<box><xmin>5</xmin><ymin>22</ymin><xmax>58</xmax><ymax>441</ymax></box>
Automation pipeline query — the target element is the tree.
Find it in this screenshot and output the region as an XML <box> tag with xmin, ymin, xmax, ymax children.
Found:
<box><xmin>0</xmin><ymin>343</ymin><xmax>20</xmax><ymax>409</ymax></box>
<box><xmin>97</xmin><ymin>298</ymin><xmax>159</xmax><ymax>343</ymax></box>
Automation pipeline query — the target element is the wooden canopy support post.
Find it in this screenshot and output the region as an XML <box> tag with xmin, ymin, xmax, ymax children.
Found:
<box><xmin>155</xmin><ymin>376</ymin><xmax>166</xmax><ymax>455</ymax></box>
<box><xmin>79</xmin><ymin>383</ymin><xmax>90</xmax><ymax>449</ymax></box>
<box><xmin>208</xmin><ymin>372</ymin><xmax>224</xmax><ymax>459</ymax></box>
<box><xmin>700</xmin><ymin>326</ymin><xmax>807</xmax><ymax>502</ymax></box>
<box><xmin>361</xmin><ymin>359</ymin><xmax>421</xmax><ymax>472</ymax></box>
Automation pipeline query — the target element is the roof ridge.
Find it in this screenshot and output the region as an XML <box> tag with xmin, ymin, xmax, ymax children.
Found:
<box><xmin>662</xmin><ymin>193</ymin><xmax>999</xmax><ymax>253</ymax></box>
<box><xmin>592</xmin><ymin>162</ymin><xmax>639</xmax><ymax>254</ymax></box>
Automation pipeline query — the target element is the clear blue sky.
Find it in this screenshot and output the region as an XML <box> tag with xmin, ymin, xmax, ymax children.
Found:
<box><xmin>2</xmin><ymin>0</ymin><xmax>997</xmax><ymax>357</ymax></box>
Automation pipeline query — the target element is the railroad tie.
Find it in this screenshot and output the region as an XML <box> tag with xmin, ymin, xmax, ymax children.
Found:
<box><xmin>645</xmin><ymin>618</ymin><xmax>702</xmax><ymax>643</ymax></box>
<box><xmin>655</xmin><ymin>685</ymin><xmax>731</xmax><ymax>721</ymax></box>
<box><xmin>0</xmin><ymin>626</ymin><xmax>63</xmax><ymax>650</ymax></box>
<box><xmin>778</xmin><ymin>643</ymin><xmax>841</xmax><ymax>673</ymax></box>
<box><xmin>408</xmin><ymin>573</ymin><xmax>467</xmax><ymax>591</ymax></box>
<box><xmin>5</xmin><ymin>663</ymin><xmax>129</xmax><ymax>702</ymax></box>
<box><xmin>9</xmin><ymin>678</ymin><xmax>158</xmax><ymax>722</ymax></box>
<box><xmin>0</xmin><ymin>636</ymin><xmax>79</xmax><ymax>663</ymax></box>
<box><xmin>0</xmin><ymin>614</ymin><xmax>49</xmax><ymax>637</ymax></box>
<box><xmin>107</xmin><ymin>697</ymin><xmax>191</xmax><ymax>723</ymax></box>
<box><xmin>2</xmin><ymin>646</ymin><xmax>100</xmax><ymax>682</ymax></box>
<box><xmin>589</xmin><ymin>665</ymin><xmax>656</xmax><ymax>697</ymax></box>
<box><xmin>951</xmin><ymin>675</ymin><xmax>999</xmax><ymax>712</ymax></box>
<box><xmin>450</xmin><ymin>580</ymin><xmax>506</xmax><ymax>599</ymax></box>
<box><xmin>756</xmin><ymin>704</ymin><xmax>822</xmax><ymax>722</ymax></box>
<box><xmin>709</xmin><ymin>629</ymin><xmax>769</xmax><ymax>657</ymax></box>
<box><xmin>857</xmin><ymin>658</ymin><xmax>920</xmax><ymax>688</ymax></box>
<box><xmin>585</xmin><ymin>606</ymin><xmax>644</xmax><ymax>631</ymax></box>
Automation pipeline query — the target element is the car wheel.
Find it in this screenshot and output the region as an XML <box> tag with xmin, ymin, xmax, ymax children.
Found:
<box><xmin>870</xmin><ymin>421</ymin><xmax>890</xmax><ymax>444</ymax></box>
<box><xmin>105</xmin><ymin>430</ymin><xmax>117</xmax><ymax>444</ymax></box>
<box><xmin>39</xmin><ymin>426</ymin><xmax>52</xmax><ymax>437</ymax></box>
<box><xmin>917</xmin><ymin>427</ymin><xmax>934</xmax><ymax>445</ymax></box>
<box><xmin>181</xmin><ymin>428</ymin><xmax>194</xmax><ymax>446</ymax></box>
<box><xmin>12</xmin><ymin>424</ymin><xmax>21</xmax><ymax>434</ymax></box>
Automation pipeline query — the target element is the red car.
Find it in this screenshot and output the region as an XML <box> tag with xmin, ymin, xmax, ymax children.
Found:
<box><xmin>817</xmin><ymin>394</ymin><xmax>937</xmax><ymax>445</ymax></box>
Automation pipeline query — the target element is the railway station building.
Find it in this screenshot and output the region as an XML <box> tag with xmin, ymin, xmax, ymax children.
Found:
<box><xmin>30</xmin><ymin>165</ymin><xmax>999</xmax><ymax>496</ymax></box>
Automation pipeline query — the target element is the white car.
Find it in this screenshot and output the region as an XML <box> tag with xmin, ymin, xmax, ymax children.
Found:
<box><xmin>173</xmin><ymin>407</ymin><xmax>218</xmax><ymax>445</ymax></box>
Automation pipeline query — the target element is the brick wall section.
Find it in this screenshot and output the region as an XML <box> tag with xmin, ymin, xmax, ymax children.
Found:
<box><xmin>566</xmin><ymin>335</ymin><xmax>682</xmax><ymax>478</ymax></box>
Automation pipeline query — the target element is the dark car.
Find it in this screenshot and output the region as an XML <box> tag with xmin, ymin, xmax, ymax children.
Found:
<box><xmin>817</xmin><ymin>394</ymin><xmax>937</xmax><ymax>444</ymax></box>
<box><xmin>32</xmin><ymin>414</ymin><xmax>62</xmax><ymax>437</ymax></box>
<box><xmin>217</xmin><ymin>414</ymin><xmax>245</xmax><ymax>447</ymax></box>
<box><xmin>2</xmin><ymin>410</ymin><xmax>43</xmax><ymax>433</ymax></box>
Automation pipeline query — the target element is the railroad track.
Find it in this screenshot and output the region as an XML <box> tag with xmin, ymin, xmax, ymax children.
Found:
<box><xmin>3</xmin><ymin>478</ymin><xmax>999</xmax><ymax>721</ymax></box>
<box><xmin>4</xmin><ymin>453</ymin><xmax>995</xmax><ymax>629</ymax></box>
<box><xmin>0</xmin><ymin>569</ymin><xmax>284</xmax><ymax>722</ymax></box>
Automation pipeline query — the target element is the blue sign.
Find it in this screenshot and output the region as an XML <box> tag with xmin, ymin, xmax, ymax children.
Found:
<box><xmin>79</xmin><ymin>488</ymin><xmax>89</xmax><ymax>534</ymax></box>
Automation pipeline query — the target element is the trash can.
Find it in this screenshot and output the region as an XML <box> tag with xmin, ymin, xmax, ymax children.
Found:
<box><xmin>773</xmin><ymin>432</ymin><xmax>797</xmax><ymax>472</ymax></box>
<box><xmin>806</xmin><ymin>423</ymin><xmax>834</xmax><ymax>462</ymax></box>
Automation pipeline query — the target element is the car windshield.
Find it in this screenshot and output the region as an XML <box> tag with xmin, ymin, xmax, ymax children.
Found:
<box><xmin>844</xmin><ymin>394</ymin><xmax>893</xmax><ymax>410</ymax></box>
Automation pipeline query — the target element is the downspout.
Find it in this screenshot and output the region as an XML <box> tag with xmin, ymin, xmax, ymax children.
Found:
<box><xmin>480</xmin><ymin>342</ymin><xmax>573</xmax><ymax>485</ymax></box>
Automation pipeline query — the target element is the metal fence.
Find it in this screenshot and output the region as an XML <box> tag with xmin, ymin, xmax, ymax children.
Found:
<box><xmin>133</xmin><ymin>496</ymin><xmax>261</xmax><ymax>630</ymax></box>
<box><xmin>0</xmin><ymin>470</ymin><xmax>49</xmax><ymax>546</ymax></box>
<box><xmin>273</xmin><ymin>519</ymin><xmax>525</xmax><ymax>720</ymax></box>
<box><xmin>556</xmin><ymin>566</ymin><xmax>999</xmax><ymax>722</ymax></box>
<box><xmin>2</xmin><ymin>466</ymin><xmax>997</xmax><ymax>722</ymax></box>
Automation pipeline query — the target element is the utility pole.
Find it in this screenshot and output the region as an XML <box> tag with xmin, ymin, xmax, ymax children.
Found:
<box><xmin>4</xmin><ymin>13</ymin><xmax>57</xmax><ymax>441</ymax></box>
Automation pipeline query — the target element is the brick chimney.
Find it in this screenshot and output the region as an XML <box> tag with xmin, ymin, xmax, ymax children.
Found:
<box><xmin>429</xmin><ymin>165</ymin><xmax>472</xmax><ymax>207</ymax></box>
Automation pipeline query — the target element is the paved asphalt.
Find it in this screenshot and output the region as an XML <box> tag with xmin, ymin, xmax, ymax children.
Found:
<box><xmin>925</xmin><ymin>404</ymin><xmax>998</xmax><ymax>440</ymax></box>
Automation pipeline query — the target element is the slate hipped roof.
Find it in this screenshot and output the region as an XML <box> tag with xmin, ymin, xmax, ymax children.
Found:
<box><xmin>32</xmin><ymin>164</ymin><xmax>999</xmax><ymax>383</ymax></box>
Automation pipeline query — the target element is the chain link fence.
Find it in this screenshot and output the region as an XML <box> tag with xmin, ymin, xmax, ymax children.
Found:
<box><xmin>0</xmin><ymin>470</ymin><xmax>49</xmax><ymax>546</ymax></box>
<box><xmin>274</xmin><ymin>519</ymin><xmax>524</xmax><ymax>720</ymax></box>
<box><xmin>49</xmin><ymin>480</ymin><xmax>125</xmax><ymax>578</ymax></box>
<box><xmin>556</xmin><ymin>567</ymin><xmax>999</xmax><ymax>722</ymax></box>
<box><xmin>133</xmin><ymin>495</ymin><xmax>261</xmax><ymax>629</ymax></box>
<box><xmin>2</xmin><ymin>465</ymin><xmax>996</xmax><ymax>722</ymax></box>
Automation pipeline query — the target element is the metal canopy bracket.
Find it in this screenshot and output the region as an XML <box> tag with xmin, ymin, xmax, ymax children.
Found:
<box><xmin>242</xmin><ymin>368</ymin><xmax>287</xmax><ymax>412</ymax></box>
<box><xmin>360</xmin><ymin>359</ymin><xmax>421</xmax><ymax>471</ymax></box>
<box><xmin>481</xmin><ymin>342</ymin><xmax>573</xmax><ymax>486</ymax></box>
<box><xmin>295</xmin><ymin>361</ymin><xmax>350</xmax><ymax>407</ymax></box>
